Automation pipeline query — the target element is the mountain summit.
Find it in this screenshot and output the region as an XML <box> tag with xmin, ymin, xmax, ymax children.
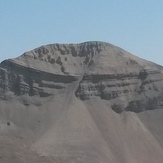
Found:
<box><xmin>1</xmin><ymin>41</ymin><xmax>163</xmax><ymax>163</ymax></box>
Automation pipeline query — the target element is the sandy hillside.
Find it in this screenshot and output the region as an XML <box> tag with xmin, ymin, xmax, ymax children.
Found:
<box><xmin>0</xmin><ymin>41</ymin><xmax>163</xmax><ymax>163</ymax></box>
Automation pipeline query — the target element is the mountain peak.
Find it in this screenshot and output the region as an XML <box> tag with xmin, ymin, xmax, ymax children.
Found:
<box><xmin>0</xmin><ymin>41</ymin><xmax>163</xmax><ymax>113</ymax></box>
<box><xmin>1</xmin><ymin>41</ymin><xmax>163</xmax><ymax>162</ymax></box>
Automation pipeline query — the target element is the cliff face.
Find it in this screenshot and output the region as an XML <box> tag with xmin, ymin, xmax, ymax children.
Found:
<box><xmin>1</xmin><ymin>41</ymin><xmax>163</xmax><ymax>163</ymax></box>
<box><xmin>76</xmin><ymin>69</ymin><xmax>163</xmax><ymax>113</ymax></box>
<box><xmin>0</xmin><ymin>41</ymin><xmax>163</xmax><ymax>113</ymax></box>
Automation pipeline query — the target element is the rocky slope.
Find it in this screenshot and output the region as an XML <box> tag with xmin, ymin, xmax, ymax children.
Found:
<box><xmin>0</xmin><ymin>41</ymin><xmax>163</xmax><ymax>163</ymax></box>
<box><xmin>1</xmin><ymin>41</ymin><xmax>163</xmax><ymax>112</ymax></box>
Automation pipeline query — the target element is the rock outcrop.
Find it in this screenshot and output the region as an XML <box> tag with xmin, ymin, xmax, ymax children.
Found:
<box><xmin>1</xmin><ymin>41</ymin><xmax>163</xmax><ymax>163</ymax></box>
<box><xmin>76</xmin><ymin>69</ymin><xmax>163</xmax><ymax>112</ymax></box>
<box><xmin>0</xmin><ymin>41</ymin><xmax>163</xmax><ymax>113</ymax></box>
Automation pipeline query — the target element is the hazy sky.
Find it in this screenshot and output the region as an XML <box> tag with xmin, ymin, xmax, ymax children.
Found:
<box><xmin>0</xmin><ymin>0</ymin><xmax>163</xmax><ymax>65</ymax></box>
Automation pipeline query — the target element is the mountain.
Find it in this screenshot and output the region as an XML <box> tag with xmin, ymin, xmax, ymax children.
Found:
<box><xmin>0</xmin><ymin>41</ymin><xmax>163</xmax><ymax>163</ymax></box>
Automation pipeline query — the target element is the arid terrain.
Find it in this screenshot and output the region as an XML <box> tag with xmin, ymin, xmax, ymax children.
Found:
<box><xmin>0</xmin><ymin>41</ymin><xmax>163</xmax><ymax>163</ymax></box>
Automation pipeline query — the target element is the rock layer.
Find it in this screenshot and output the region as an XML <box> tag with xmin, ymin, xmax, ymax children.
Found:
<box><xmin>1</xmin><ymin>41</ymin><xmax>163</xmax><ymax>113</ymax></box>
<box><xmin>1</xmin><ymin>41</ymin><xmax>163</xmax><ymax>163</ymax></box>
